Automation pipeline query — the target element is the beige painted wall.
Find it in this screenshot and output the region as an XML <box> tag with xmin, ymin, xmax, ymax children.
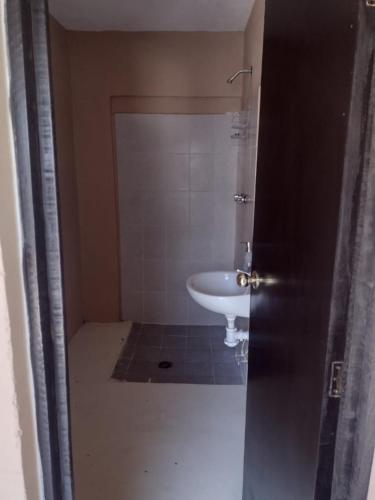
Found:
<box><xmin>242</xmin><ymin>0</ymin><xmax>265</xmax><ymax>107</ymax></box>
<box><xmin>0</xmin><ymin>3</ymin><xmax>42</xmax><ymax>498</ymax></box>
<box><xmin>49</xmin><ymin>17</ymin><xmax>83</xmax><ymax>339</ymax></box>
<box><xmin>67</xmin><ymin>30</ymin><xmax>244</xmax><ymax>321</ymax></box>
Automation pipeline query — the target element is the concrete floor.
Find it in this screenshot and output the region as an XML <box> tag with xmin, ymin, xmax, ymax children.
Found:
<box><xmin>69</xmin><ymin>322</ymin><xmax>247</xmax><ymax>500</ymax></box>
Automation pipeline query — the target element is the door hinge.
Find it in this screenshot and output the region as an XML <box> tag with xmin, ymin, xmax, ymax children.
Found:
<box><xmin>329</xmin><ymin>361</ymin><xmax>344</xmax><ymax>399</ymax></box>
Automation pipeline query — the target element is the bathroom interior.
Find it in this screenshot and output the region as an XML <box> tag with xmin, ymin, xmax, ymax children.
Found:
<box><xmin>48</xmin><ymin>0</ymin><xmax>264</xmax><ymax>498</ymax></box>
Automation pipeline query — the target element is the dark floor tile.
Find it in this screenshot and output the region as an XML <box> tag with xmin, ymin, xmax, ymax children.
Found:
<box><xmin>125</xmin><ymin>373</ymin><xmax>151</xmax><ymax>383</ymax></box>
<box><xmin>184</xmin><ymin>349</ymin><xmax>212</xmax><ymax>363</ymax></box>
<box><xmin>164</xmin><ymin>325</ymin><xmax>188</xmax><ymax>336</ymax></box>
<box><xmin>112</xmin><ymin>323</ymin><xmax>247</xmax><ymax>385</ymax></box>
<box><xmin>133</xmin><ymin>346</ymin><xmax>161</xmax><ymax>362</ymax></box>
<box><xmin>209</xmin><ymin>326</ymin><xmax>225</xmax><ymax>338</ymax></box>
<box><xmin>125</xmin><ymin>338</ymin><xmax>137</xmax><ymax>349</ymax></box>
<box><xmin>142</xmin><ymin>324</ymin><xmax>165</xmax><ymax>335</ymax></box>
<box><xmin>162</xmin><ymin>335</ymin><xmax>187</xmax><ymax>349</ymax></box>
<box><xmin>126</xmin><ymin>329</ymin><xmax>141</xmax><ymax>345</ymax></box>
<box><xmin>214</xmin><ymin>359</ymin><xmax>239</xmax><ymax>369</ymax></box>
<box><xmin>120</xmin><ymin>341</ymin><xmax>137</xmax><ymax>358</ymax></box>
<box><xmin>127</xmin><ymin>359</ymin><xmax>158</xmax><ymax>379</ymax></box>
<box><xmin>187</xmin><ymin>336</ymin><xmax>211</xmax><ymax>350</ymax></box>
<box><xmin>212</xmin><ymin>348</ymin><xmax>236</xmax><ymax>363</ymax></box>
<box><xmin>131</xmin><ymin>322</ymin><xmax>142</xmax><ymax>333</ymax></box>
<box><xmin>155</xmin><ymin>360</ymin><xmax>185</xmax><ymax>377</ymax></box>
<box><xmin>187</xmin><ymin>375</ymin><xmax>214</xmax><ymax>385</ymax></box>
<box><xmin>185</xmin><ymin>361</ymin><xmax>213</xmax><ymax>377</ymax></box>
<box><xmin>137</xmin><ymin>333</ymin><xmax>163</xmax><ymax>347</ymax></box>
<box><xmin>188</xmin><ymin>326</ymin><xmax>210</xmax><ymax>337</ymax></box>
<box><xmin>152</xmin><ymin>373</ymin><xmax>190</xmax><ymax>384</ymax></box>
<box><xmin>111</xmin><ymin>359</ymin><xmax>130</xmax><ymax>380</ymax></box>
<box><xmin>213</xmin><ymin>361</ymin><xmax>241</xmax><ymax>379</ymax></box>
<box><xmin>211</xmin><ymin>337</ymin><xmax>226</xmax><ymax>350</ymax></box>
<box><xmin>214</xmin><ymin>374</ymin><xmax>243</xmax><ymax>385</ymax></box>
<box><xmin>159</xmin><ymin>348</ymin><xmax>186</xmax><ymax>363</ymax></box>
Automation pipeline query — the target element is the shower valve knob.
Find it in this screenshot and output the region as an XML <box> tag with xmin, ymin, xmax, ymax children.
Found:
<box><xmin>234</xmin><ymin>193</ymin><xmax>251</xmax><ymax>204</ymax></box>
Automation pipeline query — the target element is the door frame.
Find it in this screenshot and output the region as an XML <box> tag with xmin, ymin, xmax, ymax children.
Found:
<box><xmin>5</xmin><ymin>1</ymin><xmax>74</xmax><ymax>499</ymax></box>
<box><xmin>4</xmin><ymin>1</ymin><xmax>375</xmax><ymax>500</ymax></box>
<box><xmin>327</xmin><ymin>3</ymin><xmax>375</xmax><ymax>499</ymax></box>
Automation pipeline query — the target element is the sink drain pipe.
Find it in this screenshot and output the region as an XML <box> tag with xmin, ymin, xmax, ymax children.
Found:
<box><xmin>224</xmin><ymin>314</ymin><xmax>249</xmax><ymax>347</ymax></box>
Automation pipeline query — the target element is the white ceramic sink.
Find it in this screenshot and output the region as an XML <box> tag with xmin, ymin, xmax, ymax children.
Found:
<box><xmin>186</xmin><ymin>271</ymin><xmax>250</xmax><ymax>318</ymax></box>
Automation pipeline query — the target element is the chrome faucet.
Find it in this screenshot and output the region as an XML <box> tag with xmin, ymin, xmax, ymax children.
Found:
<box><xmin>240</xmin><ymin>241</ymin><xmax>252</xmax><ymax>272</ymax></box>
<box><xmin>240</xmin><ymin>241</ymin><xmax>251</xmax><ymax>253</ymax></box>
<box><xmin>236</xmin><ymin>268</ymin><xmax>251</xmax><ymax>276</ymax></box>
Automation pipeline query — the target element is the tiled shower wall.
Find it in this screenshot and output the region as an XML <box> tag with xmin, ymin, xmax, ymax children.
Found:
<box><xmin>235</xmin><ymin>0</ymin><xmax>265</xmax><ymax>270</ymax></box>
<box><xmin>115</xmin><ymin>113</ymin><xmax>238</xmax><ymax>325</ymax></box>
<box><xmin>234</xmin><ymin>103</ymin><xmax>259</xmax><ymax>269</ymax></box>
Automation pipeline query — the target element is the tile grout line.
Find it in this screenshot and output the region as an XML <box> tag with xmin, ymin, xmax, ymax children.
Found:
<box><xmin>210</xmin><ymin>330</ymin><xmax>216</xmax><ymax>385</ymax></box>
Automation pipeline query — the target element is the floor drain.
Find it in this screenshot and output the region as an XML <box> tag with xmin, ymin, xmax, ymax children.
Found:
<box><xmin>158</xmin><ymin>361</ymin><xmax>173</xmax><ymax>369</ymax></box>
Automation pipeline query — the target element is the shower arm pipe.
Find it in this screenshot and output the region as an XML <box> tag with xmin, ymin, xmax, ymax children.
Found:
<box><xmin>227</xmin><ymin>67</ymin><xmax>253</xmax><ymax>84</ymax></box>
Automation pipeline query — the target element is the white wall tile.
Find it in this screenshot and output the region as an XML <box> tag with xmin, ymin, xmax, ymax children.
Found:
<box><xmin>118</xmin><ymin>114</ymin><xmax>191</xmax><ymax>153</ymax></box>
<box><xmin>189</xmin><ymin>115</ymin><xmax>214</xmax><ymax>154</ymax></box>
<box><xmin>214</xmin><ymin>312</ymin><xmax>227</xmax><ymax>326</ymax></box>
<box><xmin>189</xmin><ymin>260</ymin><xmax>219</xmax><ymax>274</ymax></box>
<box><xmin>190</xmin><ymin>225</ymin><xmax>213</xmax><ymax>261</ymax></box>
<box><xmin>144</xmin><ymin>115</ymin><xmax>190</xmax><ymax>153</ymax></box>
<box><xmin>116</xmin><ymin>115</ymin><xmax>150</xmax><ymax>153</ymax></box>
<box><xmin>116</xmin><ymin>113</ymin><xmax>240</xmax><ymax>325</ymax></box>
<box><xmin>190</xmin><ymin>192</ymin><xmax>214</xmax><ymax>226</ymax></box>
<box><xmin>166</xmin><ymin>226</ymin><xmax>190</xmax><ymax>260</ymax></box>
<box><xmin>214</xmin><ymin>151</ymin><xmax>238</xmax><ymax>193</ymax></box>
<box><xmin>166</xmin><ymin>293</ymin><xmax>189</xmax><ymax>324</ymax></box>
<box><xmin>122</xmin><ymin>258</ymin><xmax>143</xmax><ymax>293</ymax></box>
<box><xmin>213</xmin><ymin>113</ymin><xmax>232</xmax><ymax>154</ymax></box>
<box><xmin>214</xmin><ymin>192</ymin><xmax>236</xmax><ymax>228</ymax></box>
<box><xmin>119</xmin><ymin>192</ymin><xmax>143</xmax><ymax>226</ymax></box>
<box><xmin>144</xmin><ymin>226</ymin><xmax>165</xmax><ymax>259</ymax></box>
<box><xmin>117</xmin><ymin>152</ymin><xmax>144</xmax><ymax>193</ymax></box>
<box><xmin>212</xmin><ymin>261</ymin><xmax>236</xmax><ymax>271</ymax></box>
<box><xmin>156</xmin><ymin>115</ymin><xmax>190</xmax><ymax>153</ymax></box>
<box><xmin>142</xmin><ymin>193</ymin><xmax>165</xmax><ymax>225</ymax></box>
<box><xmin>143</xmin><ymin>292</ymin><xmax>167</xmax><ymax>323</ymax></box>
<box><xmin>166</xmin><ymin>260</ymin><xmax>190</xmax><ymax>292</ymax></box>
<box><xmin>142</xmin><ymin>153</ymin><xmax>167</xmax><ymax>191</ymax></box>
<box><xmin>213</xmin><ymin>231</ymin><xmax>236</xmax><ymax>263</ymax></box>
<box><xmin>190</xmin><ymin>154</ymin><xmax>214</xmax><ymax>192</ymax></box>
<box><xmin>122</xmin><ymin>292</ymin><xmax>142</xmax><ymax>321</ymax></box>
<box><xmin>165</xmin><ymin>192</ymin><xmax>189</xmax><ymax>225</ymax></box>
<box><xmin>165</xmin><ymin>154</ymin><xmax>189</xmax><ymax>191</ymax></box>
<box><xmin>236</xmin><ymin>148</ymin><xmax>248</xmax><ymax>191</ymax></box>
<box><xmin>188</xmin><ymin>297</ymin><xmax>220</xmax><ymax>325</ymax></box>
<box><xmin>233</xmin><ymin>103</ymin><xmax>258</xmax><ymax>270</ymax></box>
<box><xmin>144</xmin><ymin>259</ymin><xmax>166</xmax><ymax>292</ymax></box>
<box><xmin>121</xmin><ymin>226</ymin><xmax>143</xmax><ymax>259</ymax></box>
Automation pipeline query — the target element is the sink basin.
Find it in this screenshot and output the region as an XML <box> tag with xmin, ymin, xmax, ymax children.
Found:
<box><xmin>186</xmin><ymin>271</ymin><xmax>250</xmax><ymax>318</ymax></box>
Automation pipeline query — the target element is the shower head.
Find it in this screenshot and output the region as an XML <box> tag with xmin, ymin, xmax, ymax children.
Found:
<box><xmin>227</xmin><ymin>68</ymin><xmax>253</xmax><ymax>84</ymax></box>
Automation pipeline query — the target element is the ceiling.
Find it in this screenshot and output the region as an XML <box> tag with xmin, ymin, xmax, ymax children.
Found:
<box><xmin>49</xmin><ymin>0</ymin><xmax>254</xmax><ymax>32</ymax></box>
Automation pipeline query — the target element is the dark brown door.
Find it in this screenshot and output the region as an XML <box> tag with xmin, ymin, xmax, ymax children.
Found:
<box><xmin>243</xmin><ymin>1</ymin><xmax>359</xmax><ymax>499</ymax></box>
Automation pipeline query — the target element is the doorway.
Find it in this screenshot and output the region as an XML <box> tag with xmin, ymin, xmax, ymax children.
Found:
<box><xmin>47</xmin><ymin>1</ymin><xmax>263</xmax><ymax>499</ymax></box>
<box><xmin>5</xmin><ymin>1</ymin><xmax>375</xmax><ymax>500</ymax></box>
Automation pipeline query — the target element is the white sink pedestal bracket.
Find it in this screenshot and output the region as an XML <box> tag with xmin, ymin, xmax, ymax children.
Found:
<box><xmin>224</xmin><ymin>314</ymin><xmax>249</xmax><ymax>347</ymax></box>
